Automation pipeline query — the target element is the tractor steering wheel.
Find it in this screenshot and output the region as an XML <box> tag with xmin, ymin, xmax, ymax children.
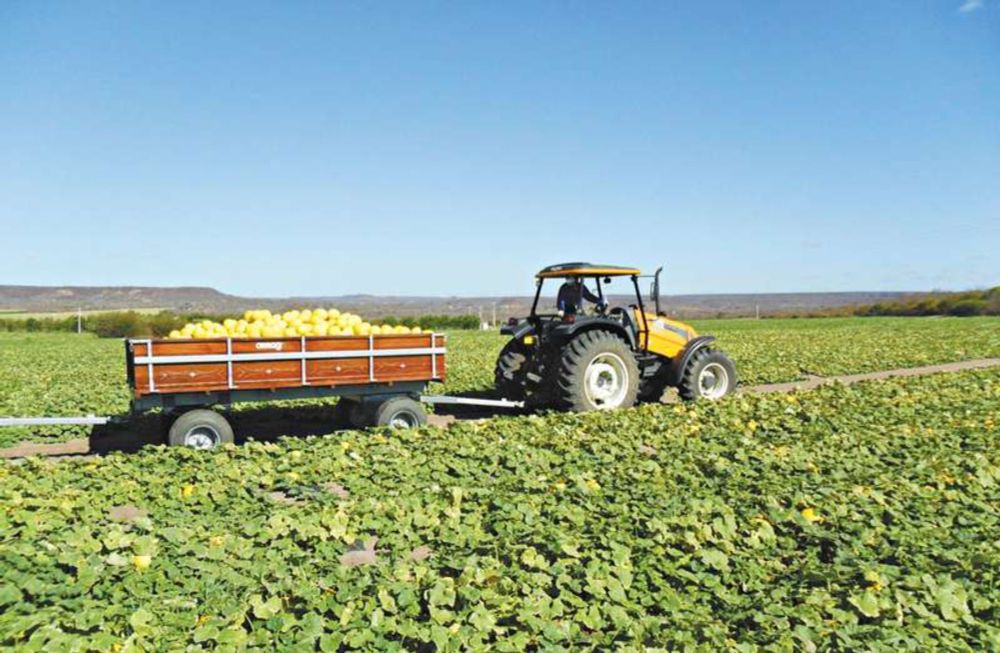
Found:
<box><xmin>609</xmin><ymin>306</ymin><xmax>637</xmax><ymax>338</ymax></box>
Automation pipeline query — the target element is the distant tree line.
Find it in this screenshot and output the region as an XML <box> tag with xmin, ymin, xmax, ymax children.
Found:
<box><xmin>0</xmin><ymin>311</ymin><xmax>481</xmax><ymax>337</ymax></box>
<box><xmin>376</xmin><ymin>314</ymin><xmax>481</xmax><ymax>330</ymax></box>
<box><xmin>777</xmin><ymin>287</ymin><xmax>1000</xmax><ymax>318</ymax></box>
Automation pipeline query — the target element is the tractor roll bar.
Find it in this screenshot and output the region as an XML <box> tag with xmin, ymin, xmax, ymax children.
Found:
<box><xmin>632</xmin><ymin>275</ymin><xmax>650</xmax><ymax>352</ymax></box>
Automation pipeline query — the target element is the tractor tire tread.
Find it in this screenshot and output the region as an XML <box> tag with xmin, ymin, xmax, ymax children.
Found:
<box><xmin>553</xmin><ymin>330</ymin><xmax>639</xmax><ymax>412</ymax></box>
<box><xmin>678</xmin><ymin>348</ymin><xmax>737</xmax><ymax>401</ymax></box>
<box><xmin>495</xmin><ymin>340</ymin><xmax>530</xmax><ymax>400</ymax></box>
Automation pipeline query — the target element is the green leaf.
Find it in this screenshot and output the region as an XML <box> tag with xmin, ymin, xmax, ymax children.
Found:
<box><xmin>0</xmin><ymin>583</ymin><xmax>23</xmax><ymax>607</ymax></box>
<box><xmin>428</xmin><ymin>579</ymin><xmax>456</xmax><ymax>609</ymax></box>
<box><xmin>848</xmin><ymin>591</ymin><xmax>881</xmax><ymax>618</ymax></box>
<box><xmin>216</xmin><ymin>627</ymin><xmax>249</xmax><ymax>645</ymax></box>
<box><xmin>934</xmin><ymin>580</ymin><xmax>970</xmax><ymax>621</ymax></box>
<box><xmin>128</xmin><ymin>608</ymin><xmax>156</xmax><ymax>637</ymax></box>
<box><xmin>700</xmin><ymin>548</ymin><xmax>729</xmax><ymax>572</ymax></box>
<box><xmin>251</xmin><ymin>594</ymin><xmax>283</xmax><ymax>619</ymax></box>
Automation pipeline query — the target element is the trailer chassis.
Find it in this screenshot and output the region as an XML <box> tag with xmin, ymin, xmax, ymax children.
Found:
<box><xmin>0</xmin><ymin>389</ymin><xmax>524</xmax><ymax>449</ymax></box>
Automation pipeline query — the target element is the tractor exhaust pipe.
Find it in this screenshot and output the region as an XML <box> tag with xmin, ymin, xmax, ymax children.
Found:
<box><xmin>651</xmin><ymin>266</ymin><xmax>663</xmax><ymax>315</ymax></box>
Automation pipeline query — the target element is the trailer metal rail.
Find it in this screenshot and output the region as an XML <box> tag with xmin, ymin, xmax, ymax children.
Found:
<box><xmin>131</xmin><ymin>343</ymin><xmax>447</xmax><ymax>375</ymax></box>
<box><xmin>420</xmin><ymin>395</ymin><xmax>524</xmax><ymax>409</ymax></box>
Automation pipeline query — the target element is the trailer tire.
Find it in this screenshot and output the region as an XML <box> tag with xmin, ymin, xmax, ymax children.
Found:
<box><xmin>167</xmin><ymin>409</ymin><xmax>234</xmax><ymax>449</ymax></box>
<box><xmin>373</xmin><ymin>396</ymin><xmax>427</xmax><ymax>429</ymax></box>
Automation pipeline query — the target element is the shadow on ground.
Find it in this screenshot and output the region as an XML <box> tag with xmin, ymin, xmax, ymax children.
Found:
<box><xmin>87</xmin><ymin>404</ymin><xmax>351</xmax><ymax>455</ymax></box>
<box><xmin>84</xmin><ymin>391</ymin><xmax>526</xmax><ymax>456</ymax></box>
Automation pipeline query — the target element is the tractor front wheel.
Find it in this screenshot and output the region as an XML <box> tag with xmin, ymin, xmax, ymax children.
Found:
<box><xmin>555</xmin><ymin>330</ymin><xmax>639</xmax><ymax>412</ymax></box>
<box><xmin>678</xmin><ymin>349</ymin><xmax>737</xmax><ymax>401</ymax></box>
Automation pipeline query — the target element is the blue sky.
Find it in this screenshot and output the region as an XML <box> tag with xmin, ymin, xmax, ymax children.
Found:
<box><xmin>1</xmin><ymin>1</ymin><xmax>997</xmax><ymax>297</ymax></box>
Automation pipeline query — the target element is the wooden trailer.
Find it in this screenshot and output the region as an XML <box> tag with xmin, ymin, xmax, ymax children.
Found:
<box><xmin>125</xmin><ymin>333</ymin><xmax>446</xmax><ymax>448</ymax></box>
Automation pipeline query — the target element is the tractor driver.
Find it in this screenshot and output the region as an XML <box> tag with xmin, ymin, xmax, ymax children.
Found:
<box><xmin>557</xmin><ymin>277</ymin><xmax>607</xmax><ymax>315</ymax></box>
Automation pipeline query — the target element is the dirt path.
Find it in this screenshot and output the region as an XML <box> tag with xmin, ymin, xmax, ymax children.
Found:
<box><xmin>744</xmin><ymin>357</ymin><xmax>1000</xmax><ymax>394</ymax></box>
<box><xmin>4</xmin><ymin>358</ymin><xmax>999</xmax><ymax>460</ymax></box>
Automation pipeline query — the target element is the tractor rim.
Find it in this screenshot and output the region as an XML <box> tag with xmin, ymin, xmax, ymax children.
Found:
<box><xmin>698</xmin><ymin>362</ymin><xmax>730</xmax><ymax>399</ymax></box>
<box><xmin>584</xmin><ymin>352</ymin><xmax>629</xmax><ymax>409</ymax></box>
<box><xmin>184</xmin><ymin>425</ymin><xmax>220</xmax><ymax>449</ymax></box>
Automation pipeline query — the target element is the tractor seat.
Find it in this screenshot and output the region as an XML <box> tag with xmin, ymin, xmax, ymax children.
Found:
<box><xmin>609</xmin><ymin>307</ymin><xmax>638</xmax><ymax>340</ymax></box>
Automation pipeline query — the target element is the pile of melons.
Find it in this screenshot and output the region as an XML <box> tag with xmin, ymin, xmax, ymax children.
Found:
<box><xmin>167</xmin><ymin>308</ymin><xmax>422</xmax><ymax>339</ymax></box>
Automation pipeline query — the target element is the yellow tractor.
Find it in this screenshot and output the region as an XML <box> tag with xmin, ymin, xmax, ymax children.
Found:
<box><xmin>496</xmin><ymin>262</ymin><xmax>737</xmax><ymax>411</ymax></box>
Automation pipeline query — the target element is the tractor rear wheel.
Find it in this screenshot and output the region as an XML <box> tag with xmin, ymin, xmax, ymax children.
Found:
<box><xmin>555</xmin><ymin>330</ymin><xmax>639</xmax><ymax>412</ymax></box>
<box><xmin>678</xmin><ymin>349</ymin><xmax>737</xmax><ymax>401</ymax></box>
<box><xmin>494</xmin><ymin>339</ymin><xmax>529</xmax><ymax>401</ymax></box>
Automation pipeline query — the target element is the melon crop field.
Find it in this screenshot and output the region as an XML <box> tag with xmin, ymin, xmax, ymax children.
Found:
<box><xmin>1</xmin><ymin>369</ymin><xmax>998</xmax><ymax>650</ymax></box>
<box><xmin>0</xmin><ymin>317</ymin><xmax>999</xmax><ymax>649</ymax></box>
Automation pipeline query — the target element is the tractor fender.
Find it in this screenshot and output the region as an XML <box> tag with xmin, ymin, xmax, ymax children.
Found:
<box><xmin>555</xmin><ymin>320</ymin><xmax>637</xmax><ymax>349</ymax></box>
<box><xmin>501</xmin><ymin>320</ymin><xmax>535</xmax><ymax>338</ymax></box>
<box><xmin>504</xmin><ymin>321</ymin><xmax>536</xmax><ymax>339</ymax></box>
<box><xmin>668</xmin><ymin>336</ymin><xmax>716</xmax><ymax>386</ymax></box>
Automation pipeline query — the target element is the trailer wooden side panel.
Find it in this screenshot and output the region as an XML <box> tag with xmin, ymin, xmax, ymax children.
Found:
<box><xmin>127</xmin><ymin>333</ymin><xmax>446</xmax><ymax>398</ymax></box>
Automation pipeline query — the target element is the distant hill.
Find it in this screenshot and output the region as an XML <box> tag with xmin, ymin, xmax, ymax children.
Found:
<box><xmin>0</xmin><ymin>285</ymin><xmax>922</xmax><ymax>319</ymax></box>
<box><xmin>0</xmin><ymin>286</ymin><xmax>237</xmax><ymax>313</ymax></box>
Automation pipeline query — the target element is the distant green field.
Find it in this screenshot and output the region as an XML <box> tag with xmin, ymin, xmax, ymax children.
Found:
<box><xmin>0</xmin><ymin>308</ymin><xmax>167</xmax><ymax>320</ymax></box>
<box><xmin>694</xmin><ymin>316</ymin><xmax>1000</xmax><ymax>386</ymax></box>
<box><xmin>0</xmin><ymin>317</ymin><xmax>998</xmax><ymax>448</ymax></box>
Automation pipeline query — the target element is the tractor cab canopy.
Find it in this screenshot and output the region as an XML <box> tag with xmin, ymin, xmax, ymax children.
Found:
<box><xmin>536</xmin><ymin>262</ymin><xmax>641</xmax><ymax>279</ymax></box>
<box><xmin>530</xmin><ymin>263</ymin><xmax>651</xmax><ymax>321</ymax></box>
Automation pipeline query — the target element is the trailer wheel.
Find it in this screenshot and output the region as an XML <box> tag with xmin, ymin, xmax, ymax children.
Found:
<box><xmin>372</xmin><ymin>396</ymin><xmax>427</xmax><ymax>429</ymax></box>
<box><xmin>167</xmin><ymin>409</ymin><xmax>234</xmax><ymax>449</ymax></box>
